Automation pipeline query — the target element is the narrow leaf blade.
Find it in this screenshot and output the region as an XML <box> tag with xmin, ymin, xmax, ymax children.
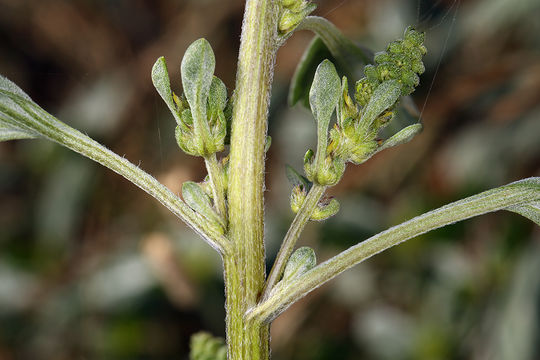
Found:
<box><xmin>507</xmin><ymin>201</ymin><xmax>540</xmax><ymax>226</ymax></box>
<box><xmin>309</xmin><ymin>60</ymin><xmax>341</xmax><ymax>129</ymax></box>
<box><xmin>181</xmin><ymin>38</ymin><xmax>215</xmax><ymax>121</ymax></box>
<box><xmin>151</xmin><ymin>56</ymin><xmax>183</xmax><ymax>124</ymax></box>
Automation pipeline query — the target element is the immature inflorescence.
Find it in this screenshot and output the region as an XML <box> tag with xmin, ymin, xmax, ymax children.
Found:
<box><xmin>152</xmin><ymin>39</ymin><xmax>232</xmax><ymax>233</ymax></box>
<box><xmin>291</xmin><ymin>27</ymin><xmax>427</xmax><ymax>220</ymax></box>
<box><xmin>278</xmin><ymin>0</ymin><xmax>316</xmax><ymax>34</ymax></box>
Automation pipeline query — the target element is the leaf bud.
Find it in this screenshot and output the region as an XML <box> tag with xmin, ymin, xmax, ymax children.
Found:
<box><xmin>311</xmin><ymin>197</ymin><xmax>340</xmax><ymax>221</ymax></box>
<box><xmin>182</xmin><ymin>181</ymin><xmax>225</xmax><ymax>233</ymax></box>
<box><xmin>282</xmin><ymin>247</ymin><xmax>316</xmax><ymax>283</ymax></box>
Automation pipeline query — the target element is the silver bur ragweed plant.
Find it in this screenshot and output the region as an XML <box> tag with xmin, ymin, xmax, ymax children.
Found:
<box><xmin>1</xmin><ymin>0</ymin><xmax>539</xmax><ymax>359</ymax></box>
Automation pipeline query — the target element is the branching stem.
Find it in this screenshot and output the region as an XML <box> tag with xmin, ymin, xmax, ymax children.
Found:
<box><xmin>262</xmin><ymin>184</ymin><xmax>326</xmax><ymax>300</ymax></box>
<box><xmin>248</xmin><ymin>178</ymin><xmax>540</xmax><ymax>323</ymax></box>
<box><xmin>204</xmin><ymin>153</ymin><xmax>227</xmax><ymax>222</ymax></box>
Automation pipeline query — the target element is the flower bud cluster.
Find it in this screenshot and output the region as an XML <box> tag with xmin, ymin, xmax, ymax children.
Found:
<box><xmin>278</xmin><ymin>0</ymin><xmax>316</xmax><ymax>34</ymax></box>
<box><xmin>328</xmin><ymin>27</ymin><xmax>426</xmax><ymax>165</ymax></box>
<box><xmin>152</xmin><ymin>38</ymin><xmax>230</xmax><ymax>158</ymax></box>
<box><xmin>290</xmin><ymin>185</ymin><xmax>340</xmax><ymax>221</ymax></box>
<box><xmin>356</xmin><ymin>26</ymin><xmax>426</xmax><ymax>106</ymax></box>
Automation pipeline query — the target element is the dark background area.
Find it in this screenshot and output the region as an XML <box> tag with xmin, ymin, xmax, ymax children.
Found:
<box><xmin>0</xmin><ymin>0</ymin><xmax>539</xmax><ymax>359</ymax></box>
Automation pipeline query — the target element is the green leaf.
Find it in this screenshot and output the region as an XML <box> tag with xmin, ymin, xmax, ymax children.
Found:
<box><xmin>151</xmin><ymin>56</ymin><xmax>183</xmax><ymax>125</ymax></box>
<box><xmin>289</xmin><ymin>36</ymin><xmax>371</xmax><ymax>108</ymax></box>
<box><xmin>190</xmin><ymin>332</ymin><xmax>227</xmax><ymax>360</ymax></box>
<box><xmin>507</xmin><ymin>201</ymin><xmax>540</xmax><ymax>226</ymax></box>
<box><xmin>181</xmin><ymin>38</ymin><xmax>215</xmax><ymax>127</ymax></box>
<box><xmin>282</xmin><ymin>247</ymin><xmax>316</xmax><ymax>283</ymax></box>
<box><xmin>309</xmin><ymin>60</ymin><xmax>341</xmax><ymax>132</ymax></box>
<box><xmin>207</xmin><ymin>76</ymin><xmax>227</xmax><ymax>113</ymax></box>
<box><xmin>377</xmin><ymin>123</ymin><xmax>422</xmax><ymax>153</ymax></box>
<box><xmin>182</xmin><ymin>181</ymin><xmax>225</xmax><ymax>233</ymax></box>
<box><xmin>0</xmin><ymin>74</ymin><xmax>229</xmax><ymax>253</ymax></box>
<box><xmin>360</xmin><ymin>79</ymin><xmax>401</xmax><ymax>128</ymax></box>
<box><xmin>0</xmin><ymin>125</ymin><xmax>36</xmax><ymax>141</ymax></box>
<box><xmin>285</xmin><ymin>164</ymin><xmax>312</xmax><ymax>191</ymax></box>
<box><xmin>0</xmin><ymin>75</ymin><xmax>39</xmax><ymax>141</ymax></box>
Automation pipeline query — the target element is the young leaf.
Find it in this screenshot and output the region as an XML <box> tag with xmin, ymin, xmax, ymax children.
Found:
<box><xmin>360</xmin><ymin>79</ymin><xmax>401</xmax><ymax>128</ymax></box>
<box><xmin>282</xmin><ymin>247</ymin><xmax>316</xmax><ymax>283</ymax></box>
<box><xmin>309</xmin><ymin>60</ymin><xmax>341</xmax><ymax>125</ymax></box>
<box><xmin>190</xmin><ymin>332</ymin><xmax>227</xmax><ymax>360</ymax></box>
<box><xmin>181</xmin><ymin>38</ymin><xmax>215</xmax><ymax>122</ymax></box>
<box><xmin>207</xmin><ymin>76</ymin><xmax>227</xmax><ymax>113</ymax></box>
<box><xmin>289</xmin><ymin>37</ymin><xmax>333</xmax><ymax>107</ymax></box>
<box><xmin>151</xmin><ymin>56</ymin><xmax>183</xmax><ymax>125</ymax></box>
<box><xmin>182</xmin><ymin>181</ymin><xmax>225</xmax><ymax>233</ymax></box>
<box><xmin>307</xmin><ymin>60</ymin><xmax>342</xmax><ymax>185</ymax></box>
<box><xmin>376</xmin><ymin>123</ymin><xmax>422</xmax><ymax>153</ymax></box>
<box><xmin>285</xmin><ymin>165</ymin><xmax>312</xmax><ymax>191</ymax></box>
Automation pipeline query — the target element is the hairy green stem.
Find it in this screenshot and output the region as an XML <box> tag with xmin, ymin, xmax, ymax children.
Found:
<box><xmin>0</xmin><ymin>95</ymin><xmax>229</xmax><ymax>254</ymax></box>
<box><xmin>225</xmin><ymin>0</ymin><xmax>279</xmax><ymax>358</ymax></box>
<box><xmin>262</xmin><ymin>184</ymin><xmax>326</xmax><ymax>300</ymax></box>
<box><xmin>204</xmin><ymin>154</ymin><xmax>227</xmax><ymax>222</ymax></box>
<box><xmin>249</xmin><ymin>178</ymin><xmax>540</xmax><ymax>323</ymax></box>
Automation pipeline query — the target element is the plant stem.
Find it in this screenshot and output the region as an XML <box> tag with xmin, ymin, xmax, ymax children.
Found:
<box><xmin>225</xmin><ymin>0</ymin><xmax>278</xmax><ymax>358</ymax></box>
<box><xmin>248</xmin><ymin>177</ymin><xmax>540</xmax><ymax>323</ymax></box>
<box><xmin>262</xmin><ymin>184</ymin><xmax>326</xmax><ymax>300</ymax></box>
<box><xmin>0</xmin><ymin>96</ymin><xmax>229</xmax><ymax>253</ymax></box>
<box><xmin>204</xmin><ymin>154</ymin><xmax>227</xmax><ymax>222</ymax></box>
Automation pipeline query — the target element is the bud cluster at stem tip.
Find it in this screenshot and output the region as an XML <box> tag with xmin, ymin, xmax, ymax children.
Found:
<box><xmin>151</xmin><ymin>38</ymin><xmax>231</xmax><ymax>158</ymax></box>
<box><xmin>279</xmin><ymin>0</ymin><xmax>316</xmax><ymax>34</ymax></box>
<box><xmin>290</xmin><ymin>27</ymin><xmax>426</xmax><ymax>220</ymax></box>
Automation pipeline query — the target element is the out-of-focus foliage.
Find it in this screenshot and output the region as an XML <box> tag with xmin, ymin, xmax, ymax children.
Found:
<box><xmin>0</xmin><ymin>0</ymin><xmax>538</xmax><ymax>359</ymax></box>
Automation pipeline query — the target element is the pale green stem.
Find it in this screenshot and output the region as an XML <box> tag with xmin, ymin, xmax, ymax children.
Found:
<box><xmin>225</xmin><ymin>0</ymin><xmax>279</xmax><ymax>358</ymax></box>
<box><xmin>248</xmin><ymin>178</ymin><xmax>540</xmax><ymax>323</ymax></box>
<box><xmin>261</xmin><ymin>184</ymin><xmax>326</xmax><ymax>301</ymax></box>
<box><xmin>0</xmin><ymin>96</ymin><xmax>229</xmax><ymax>254</ymax></box>
<box><xmin>204</xmin><ymin>153</ymin><xmax>228</xmax><ymax>222</ymax></box>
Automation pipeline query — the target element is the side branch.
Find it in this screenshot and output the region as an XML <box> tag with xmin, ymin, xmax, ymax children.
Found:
<box><xmin>0</xmin><ymin>89</ymin><xmax>229</xmax><ymax>254</ymax></box>
<box><xmin>248</xmin><ymin>178</ymin><xmax>540</xmax><ymax>323</ymax></box>
<box><xmin>261</xmin><ymin>184</ymin><xmax>326</xmax><ymax>300</ymax></box>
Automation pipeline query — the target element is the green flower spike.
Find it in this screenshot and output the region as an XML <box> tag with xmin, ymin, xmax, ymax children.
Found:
<box><xmin>330</xmin><ymin>27</ymin><xmax>427</xmax><ymax>165</ymax></box>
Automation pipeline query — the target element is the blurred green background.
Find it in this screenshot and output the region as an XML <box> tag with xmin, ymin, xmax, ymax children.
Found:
<box><xmin>0</xmin><ymin>0</ymin><xmax>539</xmax><ymax>359</ymax></box>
